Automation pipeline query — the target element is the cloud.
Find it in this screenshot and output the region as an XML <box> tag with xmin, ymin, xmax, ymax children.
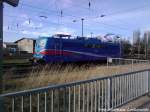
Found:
<box><xmin>21</xmin><ymin>26</ymin><xmax>76</xmax><ymax>37</ymax></box>
<box><xmin>90</xmin><ymin>7</ymin><xmax>150</xmax><ymax>24</ymax></box>
<box><xmin>22</xmin><ymin>20</ymin><xmax>43</xmax><ymax>28</ymax></box>
<box><xmin>141</xmin><ymin>26</ymin><xmax>150</xmax><ymax>33</ymax></box>
<box><xmin>60</xmin><ymin>0</ymin><xmax>73</xmax><ymax>8</ymax></box>
<box><xmin>3</xmin><ymin>26</ymin><xmax>7</xmax><ymax>31</ymax></box>
<box><xmin>21</xmin><ymin>30</ymin><xmax>50</xmax><ymax>36</ymax></box>
<box><xmin>20</xmin><ymin>14</ymin><xmax>29</xmax><ymax>19</ymax></box>
<box><xmin>55</xmin><ymin>26</ymin><xmax>75</xmax><ymax>34</ymax></box>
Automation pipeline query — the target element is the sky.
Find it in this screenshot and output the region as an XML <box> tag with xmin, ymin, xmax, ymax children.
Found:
<box><xmin>3</xmin><ymin>0</ymin><xmax>150</xmax><ymax>42</ymax></box>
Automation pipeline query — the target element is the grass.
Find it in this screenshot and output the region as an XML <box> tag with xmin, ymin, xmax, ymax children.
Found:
<box><xmin>3</xmin><ymin>62</ymin><xmax>150</xmax><ymax>93</ymax></box>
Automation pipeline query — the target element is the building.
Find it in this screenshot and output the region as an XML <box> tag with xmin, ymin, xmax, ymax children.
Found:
<box><xmin>15</xmin><ymin>38</ymin><xmax>36</xmax><ymax>53</ymax></box>
<box><xmin>3</xmin><ymin>42</ymin><xmax>18</xmax><ymax>55</ymax></box>
<box><xmin>3</xmin><ymin>42</ymin><xmax>18</xmax><ymax>50</ymax></box>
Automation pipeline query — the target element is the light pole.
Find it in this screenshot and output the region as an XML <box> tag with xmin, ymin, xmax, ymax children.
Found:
<box><xmin>145</xmin><ymin>34</ymin><xmax>147</xmax><ymax>59</ymax></box>
<box><xmin>91</xmin><ymin>32</ymin><xmax>93</xmax><ymax>38</ymax></box>
<box><xmin>138</xmin><ymin>37</ymin><xmax>141</xmax><ymax>59</ymax></box>
<box><xmin>145</xmin><ymin>33</ymin><xmax>148</xmax><ymax>59</ymax></box>
<box><xmin>117</xmin><ymin>36</ymin><xmax>122</xmax><ymax>57</ymax></box>
<box><xmin>81</xmin><ymin>18</ymin><xmax>84</xmax><ymax>37</ymax></box>
<box><xmin>73</xmin><ymin>18</ymin><xmax>84</xmax><ymax>37</ymax></box>
<box><xmin>120</xmin><ymin>39</ymin><xmax>122</xmax><ymax>58</ymax></box>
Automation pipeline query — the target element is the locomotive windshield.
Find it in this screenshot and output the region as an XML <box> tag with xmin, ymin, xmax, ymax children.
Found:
<box><xmin>38</xmin><ymin>39</ymin><xmax>47</xmax><ymax>48</ymax></box>
<box><xmin>35</xmin><ymin>38</ymin><xmax>48</xmax><ymax>53</ymax></box>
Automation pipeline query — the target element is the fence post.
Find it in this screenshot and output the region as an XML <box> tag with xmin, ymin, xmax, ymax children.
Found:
<box><xmin>146</xmin><ymin>70</ymin><xmax>149</xmax><ymax>93</ymax></box>
<box><xmin>131</xmin><ymin>59</ymin><xmax>134</xmax><ymax>72</ymax></box>
<box><xmin>107</xmin><ymin>57</ymin><xmax>109</xmax><ymax>69</ymax></box>
<box><xmin>148</xmin><ymin>70</ymin><xmax>150</xmax><ymax>93</ymax></box>
<box><xmin>148</xmin><ymin>70</ymin><xmax>150</xmax><ymax>97</ymax></box>
<box><xmin>0</xmin><ymin>96</ymin><xmax>4</xmax><ymax>112</ymax></box>
<box><xmin>108</xmin><ymin>77</ymin><xmax>112</xmax><ymax>111</ymax></box>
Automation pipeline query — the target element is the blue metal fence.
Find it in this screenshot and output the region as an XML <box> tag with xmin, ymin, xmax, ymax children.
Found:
<box><xmin>0</xmin><ymin>69</ymin><xmax>150</xmax><ymax>112</ymax></box>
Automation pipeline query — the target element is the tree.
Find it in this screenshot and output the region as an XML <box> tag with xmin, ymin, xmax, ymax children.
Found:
<box><xmin>121</xmin><ymin>38</ymin><xmax>132</xmax><ymax>57</ymax></box>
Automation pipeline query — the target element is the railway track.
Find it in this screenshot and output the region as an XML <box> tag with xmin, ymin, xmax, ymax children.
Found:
<box><xmin>3</xmin><ymin>63</ymin><xmax>34</xmax><ymax>78</ymax></box>
<box><xmin>3</xmin><ymin>63</ymin><xmax>32</xmax><ymax>69</ymax></box>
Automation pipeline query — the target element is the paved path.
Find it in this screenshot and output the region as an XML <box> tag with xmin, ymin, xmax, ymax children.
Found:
<box><xmin>138</xmin><ymin>101</ymin><xmax>150</xmax><ymax>109</ymax></box>
<box><xmin>118</xmin><ymin>95</ymin><xmax>150</xmax><ymax>112</ymax></box>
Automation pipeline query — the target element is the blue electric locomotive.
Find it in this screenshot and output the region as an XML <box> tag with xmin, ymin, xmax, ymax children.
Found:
<box><xmin>33</xmin><ymin>34</ymin><xmax>121</xmax><ymax>63</ymax></box>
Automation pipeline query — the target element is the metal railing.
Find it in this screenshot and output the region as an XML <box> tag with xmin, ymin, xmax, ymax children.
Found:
<box><xmin>0</xmin><ymin>69</ymin><xmax>150</xmax><ymax>112</ymax></box>
<box><xmin>107</xmin><ymin>58</ymin><xmax>150</xmax><ymax>74</ymax></box>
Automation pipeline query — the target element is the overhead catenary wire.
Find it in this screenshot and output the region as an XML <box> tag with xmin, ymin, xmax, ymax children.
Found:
<box><xmin>4</xmin><ymin>20</ymin><xmax>130</xmax><ymax>40</ymax></box>
<box><xmin>5</xmin><ymin>12</ymin><xmax>131</xmax><ymax>32</ymax></box>
<box><xmin>4</xmin><ymin>26</ymin><xmax>127</xmax><ymax>40</ymax></box>
<box><xmin>4</xmin><ymin>13</ymin><xmax>133</xmax><ymax>33</ymax></box>
<box><xmin>4</xmin><ymin>1</ymin><xmax>150</xmax><ymax>38</ymax></box>
<box><xmin>3</xmin><ymin>11</ymin><xmax>132</xmax><ymax>39</ymax></box>
<box><xmin>17</xmin><ymin>2</ymin><xmax>150</xmax><ymax>23</ymax></box>
<box><xmin>5</xmin><ymin>1</ymin><xmax>131</xmax><ymax>30</ymax></box>
<box><xmin>4</xmin><ymin>0</ymin><xmax>146</xmax><ymax>33</ymax></box>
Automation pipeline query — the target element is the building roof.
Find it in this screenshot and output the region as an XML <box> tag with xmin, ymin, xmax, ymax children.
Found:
<box><xmin>3</xmin><ymin>42</ymin><xmax>17</xmax><ymax>45</ymax></box>
<box><xmin>15</xmin><ymin>38</ymin><xmax>35</xmax><ymax>43</ymax></box>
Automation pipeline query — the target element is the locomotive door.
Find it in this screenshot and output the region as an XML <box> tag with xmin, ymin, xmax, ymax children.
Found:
<box><xmin>54</xmin><ymin>39</ymin><xmax>62</xmax><ymax>56</ymax></box>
